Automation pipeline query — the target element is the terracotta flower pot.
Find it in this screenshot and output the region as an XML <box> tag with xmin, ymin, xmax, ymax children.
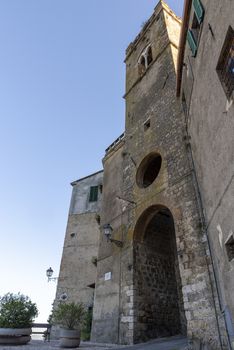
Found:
<box><xmin>0</xmin><ymin>328</ymin><xmax>32</xmax><ymax>345</ymax></box>
<box><xmin>59</xmin><ymin>328</ymin><xmax>80</xmax><ymax>348</ymax></box>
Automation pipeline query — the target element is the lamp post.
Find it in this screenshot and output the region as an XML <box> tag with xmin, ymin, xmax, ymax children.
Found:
<box><xmin>46</xmin><ymin>267</ymin><xmax>58</xmax><ymax>282</ymax></box>
<box><xmin>103</xmin><ymin>224</ymin><xmax>123</xmax><ymax>248</ymax></box>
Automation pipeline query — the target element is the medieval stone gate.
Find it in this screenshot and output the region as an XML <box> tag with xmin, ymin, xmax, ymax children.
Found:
<box><xmin>133</xmin><ymin>205</ymin><xmax>186</xmax><ymax>343</ymax></box>
<box><xmin>56</xmin><ymin>2</ymin><xmax>230</xmax><ymax>349</ymax></box>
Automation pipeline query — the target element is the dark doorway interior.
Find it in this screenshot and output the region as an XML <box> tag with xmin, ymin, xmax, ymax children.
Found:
<box><xmin>133</xmin><ymin>206</ymin><xmax>186</xmax><ymax>343</ymax></box>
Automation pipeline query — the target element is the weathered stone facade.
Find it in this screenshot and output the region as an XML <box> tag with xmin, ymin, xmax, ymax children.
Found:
<box><xmin>177</xmin><ymin>0</ymin><xmax>234</xmax><ymax>349</ymax></box>
<box><xmin>55</xmin><ymin>1</ymin><xmax>233</xmax><ymax>349</ymax></box>
<box><xmin>55</xmin><ymin>171</ymin><xmax>103</xmax><ymax>316</ymax></box>
<box><xmin>92</xmin><ymin>1</ymin><xmax>223</xmax><ymax>347</ymax></box>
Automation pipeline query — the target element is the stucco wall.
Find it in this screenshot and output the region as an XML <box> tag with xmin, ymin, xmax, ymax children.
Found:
<box><xmin>180</xmin><ymin>0</ymin><xmax>234</xmax><ymax>347</ymax></box>
<box><xmin>69</xmin><ymin>171</ymin><xmax>103</xmax><ymax>215</ymax></box>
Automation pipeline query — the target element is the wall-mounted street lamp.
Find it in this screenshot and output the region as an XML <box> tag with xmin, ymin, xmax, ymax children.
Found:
<box><xmin>103</xmin><ymin>224</ymin><xmax>123</xmax><ymax>248</ymax></box>
<box><xmin>46</xmin><ymin>267</ymin><xmax>58</xmax><ymax>282</ymax></box>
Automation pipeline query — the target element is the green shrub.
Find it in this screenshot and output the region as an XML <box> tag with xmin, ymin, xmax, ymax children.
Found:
<box><xmin>53</xmin><ymin>302</ymin><xmax>85</xmax><ymax>330</ymax></box>
<box><xmin>47</xmin><ymin>312</ymin><xmax>53</xmax><ymax>325</ymax></box>
<box><xmin>0</xmin><ymin>293</ymin><xmax>38</xmax><ymax>328</ymax></box>
<box><xmin>81</xmin><ymin>308</ymin><xmax>93</xmax><ymax>341</ymax></box>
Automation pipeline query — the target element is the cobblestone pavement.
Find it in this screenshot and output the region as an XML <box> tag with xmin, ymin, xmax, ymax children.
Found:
<box><xmin>0</xmin><ymin>336</ymin><xmax>188</xmax><ymax>350</ymax></box>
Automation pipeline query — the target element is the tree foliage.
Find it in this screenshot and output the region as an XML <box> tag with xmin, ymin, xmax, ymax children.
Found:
<box><xmin>53</xmin><ymin>302</ymin><xmax>86</xmax><ymax>330</ymax></box>
<box><xmin>0</xmin><ymin>293</ymin><xmax>38</xmax><ymax>328</ymax></box>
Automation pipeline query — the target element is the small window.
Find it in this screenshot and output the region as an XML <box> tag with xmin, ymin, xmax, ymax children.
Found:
<box><xmin>156</xmin><ymin>14</ymin><xmax>161</xmax><ymax>22</ymax></box>
<box><xmin>216</xmin><ymin>26</ymin><xmax>234</xmax><ymax>100</ymax></box>
<box><xmin>95</xmin><ymin>214</ymin><xmax>101</xmax><ymax>225</ymax></box>
<box><xmin>187</xmin><ymin>29</ymin><xmax>197</xmax><ymax>57</ymax></box>
<box><xmin>193</xmin><ymin>0</ymin><xmax>204</xmax><ymax>24</ymax></box>
<box><xmin>99</xmin><ymin>184</ymin><xmax>103</xmax><ymax>193</ymax></box>
<box><xmin>144</xmin><ymin>119</ymin><xmax>151</xmax><ymax>131</ymax></box>
<box><xmin>138</xmin><ymin>55</ymin><xmax>146</xmax><ymax>76</ymax></box>
<box><xmin>191</xmin><ymin>11</ymin><xmax>201</xmax><ymax>43</ymax></box>
<box><xmin>140</xmin><ymin>55</ymin><xmax>146</xmax><ymax>67</ymax></box>
<box><xmin>187</xmin><ymin>0</ymin><xmax>204</xmax><ymax>57</ymax></box>
<box><xmin>138</xmin><ymin>45</ymin><xmax>153</xmax><ymax>76</ymax></box>
<box><xmin>182</xmin><ymin>92</ymin><xmax>188</xmax><ymax>116</ymax></box>
<box><xmin>89</xmin><ymin>186</ymin><xmax>98</xmax><ymax>202</ymax></box>
<box><xmin>225</xmin><ymin>233</ymin><xmax>234</xmax><ymax>262</ymax></box>
<box><xmin>147</xmin><ymin>47</ymin><xmax>153</xmax><ymax>66</ymax></box>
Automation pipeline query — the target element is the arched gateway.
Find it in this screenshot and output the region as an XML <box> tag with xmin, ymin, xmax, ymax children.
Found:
<box><xmin>133</xmin><ymin>205</ymin><xmax>187</xmax><ymax>343</ymax></box>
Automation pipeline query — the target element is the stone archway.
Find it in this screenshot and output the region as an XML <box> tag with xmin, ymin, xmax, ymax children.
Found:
<box><xmin>133</xmin><ymin>205</ymin><xmax>186</xmax><ymax>343</ymax></box>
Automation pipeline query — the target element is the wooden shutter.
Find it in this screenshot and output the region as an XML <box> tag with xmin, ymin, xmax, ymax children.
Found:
<box><xmin>193</xmin><ymin>0</ymin><xmax>204</xmax><ymax>24</ymax></box>
<box><xmin>187</xmin><ymin>29</ymin><xmax>197</xmax><ymax>57</ymax></box>
<box><xmin>89</xmin><ymin>186</ymin><xmax>98</xmax><ymax>202</ymax></box>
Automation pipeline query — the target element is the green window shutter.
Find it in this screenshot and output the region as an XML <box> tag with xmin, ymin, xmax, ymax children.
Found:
<box><xmin>193</xmin><ymin>0</ymin><xmax>204</xmax><ymax>24</ymax></box>
<box><xmin>187</xmin><ymin>29</ymin><xmax>197</xmax><ymax>57</ymax></box>
<box><xmin>89</xmin><ymin>186</ymin><xmax>98</xmax><ymax>202</ymax></box>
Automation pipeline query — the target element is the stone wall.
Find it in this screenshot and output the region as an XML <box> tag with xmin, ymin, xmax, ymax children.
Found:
<box><xmin>55</xmin><ymin>171</ymin><xmax>103</xmax><ymax>330</ymax></box>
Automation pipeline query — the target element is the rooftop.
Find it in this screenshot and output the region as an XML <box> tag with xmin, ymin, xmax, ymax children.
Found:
<box><xmin>71</xmin><ymin>169</ymin><xmax>103</xmax><ymax>186</ymax></box>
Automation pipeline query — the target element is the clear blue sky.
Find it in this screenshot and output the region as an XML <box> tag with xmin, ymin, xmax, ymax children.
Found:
<box><xmin>0</xmin><ymin>0</ymin><xmax>183</xmax><ymax>323</ymax></box>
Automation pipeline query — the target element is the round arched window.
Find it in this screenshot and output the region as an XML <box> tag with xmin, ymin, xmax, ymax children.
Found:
<box><xmin>136</xmin><ymin>153</ymin><xmax>162</xmax><ymax>188</ymax></box>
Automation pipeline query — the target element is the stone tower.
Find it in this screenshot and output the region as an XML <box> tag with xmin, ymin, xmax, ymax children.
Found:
<box><xmin>91</xmin><ymin>1</ymin><xmax>223</xmax><ymax>346</ymax></box>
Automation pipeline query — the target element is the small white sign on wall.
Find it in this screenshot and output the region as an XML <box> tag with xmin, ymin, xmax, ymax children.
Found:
<box><xmin>104</xmin><ymin>272</ymin><xmax>112</xmax><ymax>281</ymax></box>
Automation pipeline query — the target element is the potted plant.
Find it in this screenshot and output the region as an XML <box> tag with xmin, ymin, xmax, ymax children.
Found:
<box><xmin>0</xmin><ymin>293</ymin><xmax>38</xmax><ymax>345</ymax></box>
<box><xmin>53</xmin><ymin>301</ymin><xmax>86</xmax><ymax>348</ymax></box>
